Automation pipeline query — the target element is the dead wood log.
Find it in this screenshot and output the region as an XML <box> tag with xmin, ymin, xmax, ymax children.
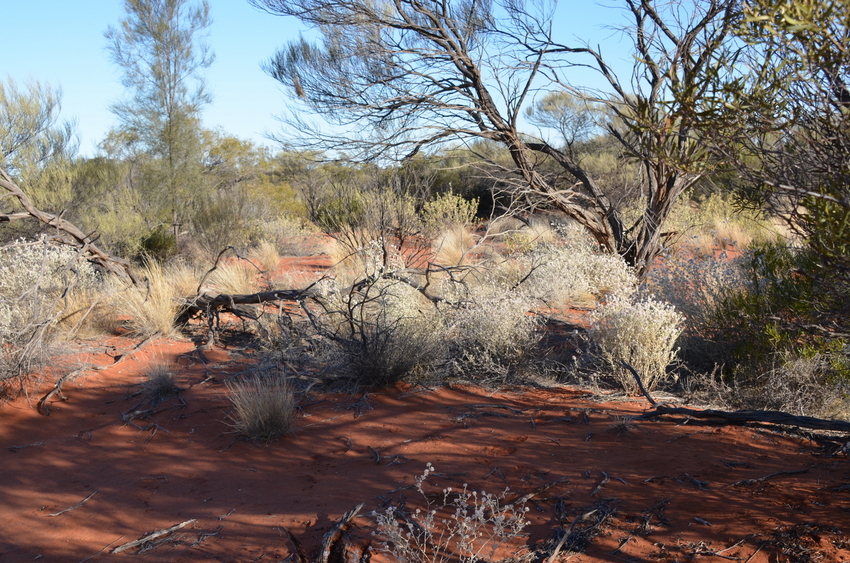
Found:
<box><xmin>0</xmin><ymin>169</ymin><xmax>138</xmax><ymax>284</ymax></box>
<box><xmin>638</xmin><ymin>405</ymin><xmax>850</xmax><ymax>433</ymax></box>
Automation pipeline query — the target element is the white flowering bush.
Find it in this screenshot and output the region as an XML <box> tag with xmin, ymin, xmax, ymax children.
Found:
<box><xmin>1</xmin><ymin>237</ymin><xmax>100</xmax><ymax>386</ymax></box>
<box><xmin>373</xmin><ymin>464</ymin><xmax>530</xmax><ymax>563</ymax></box>
<box><xmin>524</xmin><ymin>240</ymin><xmax>637</xmax><ymax>308</ymax></box>
<box><xmin>588</xmin><ymin>295</ymin><xmax>684</xmax><ymax>394</ymax></box>
<box><xmin>443</xmin><ymin>278</ymin><xmax>540</xmax><ymax>377</ymax></box>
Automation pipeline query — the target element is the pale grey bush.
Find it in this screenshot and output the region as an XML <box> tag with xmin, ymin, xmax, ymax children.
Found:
<box><xmin>442</xmin><ymin>278</ymin><xmax>540</xmax><ymax>379</ymax></box>
<box><xmin>588</xmin><ymin>295</ymin><xmax>684</xmax><ymax>394</ymax></box>
<box><xmin>641</xmin><ymin>249</ymin><xmax>749</xmax><ymax>330</ymax></box>
<box><xmin>373</xmin><ymin>463</ymin><xmax>530</xmax><ymax>563</ymax></box>
<box><xmin>1</xmin><ymin>237</ymin><xmax>100</xmax><ymax>387</ymax></box>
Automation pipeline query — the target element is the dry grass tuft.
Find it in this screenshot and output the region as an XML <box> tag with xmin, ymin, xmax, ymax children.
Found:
<box><xmin>432</xmin><ymin>226</ymin><xmax>477</xmax><ymax>267</ymax></box>
<box><xmin>142</xmin><ymin>355</ymin><xmax>180</xmax><ymax>401</ymax></box>
<box><xmin>206</xmin><ymin>260</ymin><xmax>261</xmax><ymax>295</ymax></box>
<box><xmin>247</xmin><ymin>240</ymin><xmax>281</xmax><ymax>273</ymax></box>
<box><xmin>226</xmin><ymin>371</ymin><xmax>297</xmax><ymax>442</ymax></box>
<box><xmin>108</xmin><ymin>260</ymin><xmax>198</xmax><ymax>338</ymax></box>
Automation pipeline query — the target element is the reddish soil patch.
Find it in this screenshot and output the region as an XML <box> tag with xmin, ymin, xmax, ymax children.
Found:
<box><xmin>2</xmin><ymin>245</ymin><xmax>850</xmax><ymax>562</ymax></box>
<box><xmin>3</xmin><ymin>338</ymin><xmax>850</xmax><ymax>562</ymax></box>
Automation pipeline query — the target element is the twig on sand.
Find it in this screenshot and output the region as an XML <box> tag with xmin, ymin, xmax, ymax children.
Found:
<box><xmin>47</xmin><ymin>490</ymin><xmax>98</xmax><ymax>517</ymax></box>
<box><xmin>728</xmin><ymin>468</ymin><xmax>809</xmax><ymax>487</ymax></box>
<box><xmin>77</xmin><ymin>536</ymin><xmax>125</xmax><ymax>563</ymax></box>
<box><xmin>37</xmin><ymin>334</ymin><xmax>158</xmax><ymax>416</ymax></box>
<box><xmin>591</xmin><ymin>471</ymin><xmax>610</xmax><ymax>496</ymax></box>
<box><xmin>8</xmin><ymin>440</ymin><xmax>46</xmax><ymax>452</ymax></box>
<box><xmin>112</xmin><ymin>519</ymin><xmax>196</xmax><ymax>553</ymax></box>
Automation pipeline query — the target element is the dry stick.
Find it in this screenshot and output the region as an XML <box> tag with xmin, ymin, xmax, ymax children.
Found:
<box><xmin>638</xmin><ymin>405</ymin><xmax>850</xmax><ymax>432</ymax></box>
<box><xmin>0</xmin><ymin>169</ymin><xmax>138</xmax><ymax>283</ymax></box>
<box><xmin>8</xmin><ymin>440</ymin><xmax>45</xmax><ymax>452</ymax></box>
<box><xmin>511</xmin><ymin>475</ymin><xmax>570</xmax><ymax>505</ymax></box>
<box><xmin>37</xmin><ymin>333</ymin><xmax>158</xmax><ymax>416</ymax></box>
<box><xmin>728</xmin><ymin>468</ymin><xmax>809</xmax><ymax>487</ymax></box>
<box><xmin>47</xmin><ymin>490</ymin><xmax>98</xmax><ymax>517</ymax></box>
<box><xmin>546</xmin><ymin>510</ymin><xmax>596</xmax><ymax>563</ymax></box>
<box><xmin>619</xmin><ymin>361</ymin><xmax>657</xmax><ymax>406</ymax></box>
<box><xmin>112</xmin><ymin>519</ymin><xmax>196</xmax><ymax>554</ymax></box>
<box><xmin>77</xmin><ymin>536</ymin><xmax>125</xmax><ymax>563</ymax></box>
<box><xmin>317</xmin><ymin>503</ymin><xmax>365</xmax><ymax>563</ymax></box>
<box><xmin>591</xmin><ymin>471</ymin><xmax>610</xmax><ymax>496</ymax></box>
<box><xmin>281</xmin><ymin>526</ymin><xmax>309</xmax><ymax>563</ymax></box>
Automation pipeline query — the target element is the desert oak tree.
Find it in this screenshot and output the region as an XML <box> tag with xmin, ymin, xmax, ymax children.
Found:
<box><xmin>251</xmin><ymin>0</ymin><xmax>742</xmax><ymax>277</ymax></box>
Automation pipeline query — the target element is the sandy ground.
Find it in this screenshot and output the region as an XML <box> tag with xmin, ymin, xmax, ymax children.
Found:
<box><xmin>2</xmin><ymin>249</ymin><xmax>850</xmax><ymax>563</ymax></box>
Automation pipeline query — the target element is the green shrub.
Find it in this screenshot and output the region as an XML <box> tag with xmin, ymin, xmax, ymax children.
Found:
<box><xmin>705</xmin><ymin>242</ymin><xmax>850</xmax><ymax>413</ymax></box>
<box><xmin>139</xmin><ymin>226</ymin><xmax>178</xmax><ymax>262</ymax></box>
<box><xmin>421</xmin><ymin>189</ymin><xmax>478</xmax><ymax>235</ymax></box>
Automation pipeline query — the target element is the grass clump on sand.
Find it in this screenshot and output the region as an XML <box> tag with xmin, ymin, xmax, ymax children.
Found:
<box><xmin>226</xmin><ymin>370</ymin><xmax>297</xmax><ymax>442</ymax></box>
<box><xmin>141</xmin><ymin>355</ymin><xmax>181</xmax><ymax>402</ymax></box>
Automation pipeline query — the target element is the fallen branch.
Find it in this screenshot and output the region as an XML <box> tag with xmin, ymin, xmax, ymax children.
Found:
<box><xmin>318</xmin><ymin>503</ymin><xmax>365</xmax><ymax>563</ymax></box>
<box><xmin>1</xmin><ymin>169</ymin><xmax>137</xmax><ymax>284</ymax></box>
<box><xmin>638</xmin><ymin>405</ymin><xmax>850</xmax><ymax>433</ymax></box>
<box><xmin>37</xmin><ymin>334</ymin><xmax>158</xmax><ymax>416</ymax></box>
<box><xmin>619</xmin><ymin>361</ymin><xmax>657</xmax><ymax>406</ymax></box>
<box><xmin>728</xmin><ymin>468</ymin><xmax>809</xmax><ymax>488</ymax></box>
<box><xmin>590</xmin><ymin>471</ymin><xmax>610</xmax><ymax>496</ymax></box>
<box><xmin>112</xmin><ymin>519</ymin><xmax>196</xmax><ymax>553</ymax></box>
<box><xmin>47</xmin><ymin>490</ymin><xmax>98</xmax><ymax>517</ymax></box>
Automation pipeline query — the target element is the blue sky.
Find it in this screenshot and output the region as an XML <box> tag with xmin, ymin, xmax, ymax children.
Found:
<box><xmin>2</xmin><ymin>1</ymin><xmax>629</xmax><ymax>157</ymax></box>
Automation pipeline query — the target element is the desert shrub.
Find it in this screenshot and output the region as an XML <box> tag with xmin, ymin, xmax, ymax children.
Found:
<box><xmin>641</xmin><ymin>248</ymin><xmax>750</xmax><ymax>370</ymax></box>
<box><xmin>700</xmin><ymin>242</ymin><xmax>850</xmax><ymax>413</ymax></box>
<box><xmin>1</xmin><ymin>237</ymin><xmax>101</xmax><ymax>390</ymax></box>
<box><xmin>440</xmin><ymin>272</ymin><xmax>540</xmax><ymax>381</ymax></box>
<box><xmin>524</xmin><ymin>235</ymin><xmax>637</xmax><ymax>308</ymax></box>
<box><xmin>226</xmin><ymin>369</ymin><xmax>297</xmax><ymax>442</ymax></box>
<box><xmin>421</xmin><ymin>189</ymin><xmax>478</xmax><ymax>235</ymax></box>
<box><xmin>373</xmin><ymin>463</ymin><xmax>530</xmax><ymax>563</ymax></box>
<box><xmin>108</xmin><ymin>259</ymin><xmax>197</xmax><ymax>338</ymax></box>
<box><xmin>313</xmin><ymin>274</ymin><xmax>445</xmax><ymax>387</ymax></box>
<box><xmin>141</xmin><ymin>355</ymin><xmax>180</xmax><ymax>402</ymax></box>
<box><xmin>139</xmin><ymin>225</ymin><xmax>178</xmax><ymax>262</ymax></box>
<box><xmin>588</xmin><ymin>294</ymin><xmax>684</xmax><ymax>394</ymax></box>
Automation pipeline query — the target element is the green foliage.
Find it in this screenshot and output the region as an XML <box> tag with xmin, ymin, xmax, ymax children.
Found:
<box><xmin>140</xmin><ymin>226</ymin><xmax>178</xmax><ymax>262</ymax></box>
<box><xmin>421</xmin><ymin>189</ymin><xmax>478</xmax><ymax>235</ymax></box>
<box><xmin>315</xmin><ymin>193</ymin><xmax>366</xmax><ymax>233</ymax></box>
<box><xmin>105</xmin><ymin>0</ymin><xmax>214</xmax><ymax>244</ymax></box>
<box><xmin>0</xmin><ymin>78</ymin><xmax>77</xmax><ymax>224</ymax></box>
<box><xmin>715</xmin><ymin>243</ymin><xmax>849</xmax><ymax>376</ymax></box>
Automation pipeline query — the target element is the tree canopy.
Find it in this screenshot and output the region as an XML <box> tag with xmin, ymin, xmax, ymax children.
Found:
<box><xmin>251</xmin><ymin>0</ymin><xmax>743</xmax><ymax>277</ymax></box>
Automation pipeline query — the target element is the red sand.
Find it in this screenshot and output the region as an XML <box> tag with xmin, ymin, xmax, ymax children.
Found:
<box><xmin>2</xmin><ymin>248</ymin><xmax>850</xmax><ymax>562</ymax></box>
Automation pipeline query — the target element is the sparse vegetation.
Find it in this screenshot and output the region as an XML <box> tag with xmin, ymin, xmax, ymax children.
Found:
<box><xmin>374</xmin><ymin>463</ymin><xmax>530</xmax><ymax>563</ymax></box>
<box><xmin>226</xmin><ymin>369</ymin><xmax>297</xmax><ymax>442</ymax></box>
<box><xmin>141</xmin><ymin>355</ymin><xmax>181</xmax><ymax>402</ymax></box>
